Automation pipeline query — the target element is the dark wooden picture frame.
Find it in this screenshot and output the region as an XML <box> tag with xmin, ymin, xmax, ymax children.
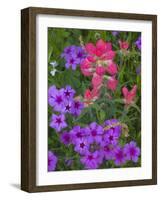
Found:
<box><xmin>21</xmin><ymin>7</ymin><xmax>157</xmax><ymax>193</ymax></box>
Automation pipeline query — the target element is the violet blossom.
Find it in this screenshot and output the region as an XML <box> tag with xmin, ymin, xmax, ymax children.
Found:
<box><xmin>124</xmin><ymin>141</ymin><xmax>140</xmax><ymax>162</ymax></box>
<box><xmin>88</xmin><ymin>122</ymin><xmax>103</xmax><ymax>143</ymax></box>
<box><xmin>61</xmin><ymin>45</ymin><xmax>86</xmax><ymax>70</ymax></box>
<box><xmin>71</xmin><ymin>100</ymin><xmax>84</xmax><ymax>116</ymax></box>
<box><xmin>60</xmin><ymin>131</ymin><xmax>72</xmax><ymax>145</ymax></box>
<box><xmin>113</xmin><ymin>146</ymin><xmax>127</xmax><ymax>166</ymax></box>
<box><xmin>135</xmin><ymin>36</ymin><xmax>141</xmax><ymax>50</ymax></box>
<box><xmin>74</xmin><ymin>137</ymin><xmax>89</xmax><ymax>155</ymax></box>
<box><xmin>80</xmin><ymin>151</ymin><xmax>101</xmax><ymax>169</ymax></box>
<box><xmin>48</xmin><ymin>151</ymin><xmax>58</xmax><ymax>171</ymax></box>
<box><xmin>50</xmin><ymin>114</ymin><xmax>67</xmax><ymax>132</ymax></box>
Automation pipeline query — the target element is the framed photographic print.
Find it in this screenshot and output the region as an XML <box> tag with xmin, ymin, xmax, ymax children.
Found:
<box><xmin>21</xmin><ymin>7</ymin><xmax>157</xmax><ymax>192</ymax></box>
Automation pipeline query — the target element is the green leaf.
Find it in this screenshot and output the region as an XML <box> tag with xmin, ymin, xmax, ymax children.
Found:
<box><xmin>99</xmin><ymin>110</ymin><xmax>106</xmax><ymax>123</ymax></box>
<box><xmin>131</xmin><ymin>103</ymin><xmax>141</xmax><ymax>113</ymax></box>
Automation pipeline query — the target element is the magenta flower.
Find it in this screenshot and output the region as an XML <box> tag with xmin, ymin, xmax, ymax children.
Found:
<box><xmin>60</xmin><ymin>131</ymin><xmax>72</xmax><ymax>145</ymax></box>
<box><xmin>74</xmin><ymin>138</ymin><xmax>89</xmax><ymax>155</ymax></box>
<box><xmin>85</xmin><ymin>39</ymin><xmax>115</xmax><ymax>59</ymax></box>
<box><xmin>107</xmin><ymin>76</ymin><xmax>118</xmax><ymax>91</ymax></box>
<box><xmin>80</xmin><ymin>151</ymin><xmax>101</xmax><ymax>169</ymax></box>
<box><xmin>80</xmin><ymin>39</ymin><xmax>116</xmax><ymax>78</ymax></box>
<box><xmin>48</xmin><ymin>151</ymin><xmax>58</xmax><ymax>171</ymax></box>
<box><xmin>71</xmin><ymin>100</ymin><xmax>84</xmax><ymax>116</ymax></box>
<box><xmin>122</xmin><ymin>85</ymin><xmax>137</xmax><ymax>105</ymax></box>
<box><xmin>50</xmin><ymin>114</ymin><xmax>67</xmax><ymax>132</ymax></box>
<box><xmin>114</xmin><ymin>146</ymin><xmax>127</xmax><ymax>166</ymax></box>
<box><xmin>96</xmin><ymin>66</ymin><xmax>106</xmax><ymax>76</ymax></box>
<box><xmin>119</xmin><ymin>40</ymin><xmax>129</xmax><ymax>50</ymax></box>
<box><xmin>106</xmin><ymin>62</ymin><xmax>118</xmax><ymax>76</ymax></box>
<box><xmin>80</xmin><ymin>58</ymin><xmax>94</xmax><ymax>77</ymax></box>
<box><xmin>124</xmin><ymin>141</ymin><xmax>140</xmax><ymax>162</ymax></box>
<box><xmin>84</xmin><ymin>88</ymin><xmax>99</xmax><ymax>105</ymax></box>
<box><xmin>92</xmin><ymin>73</ymin><xmax>103</xmax><ymax>89</ymax></box>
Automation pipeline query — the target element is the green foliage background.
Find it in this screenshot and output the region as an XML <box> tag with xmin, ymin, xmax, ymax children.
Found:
<box><xmin>48</xmin><ymin>28</ymin><xmax>141</xmax><ymax>171</ymax></box>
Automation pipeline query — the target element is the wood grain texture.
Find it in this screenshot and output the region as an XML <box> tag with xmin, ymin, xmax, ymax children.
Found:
<box><xmin>21</xmin><ymin>7</ymin><xmax>157</xmax><ymax>193</ymax></box>
<box><xmin>21</xmin><ymin>8</ymin><xmax>36</xmax><ymax>192</ymax></box>
<box><xmin>152</xmin><ymin>15</ymin><xmax>157</xmax><ymax>185</ymax></box>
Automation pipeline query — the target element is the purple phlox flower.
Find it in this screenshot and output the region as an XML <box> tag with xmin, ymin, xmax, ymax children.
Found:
<box><xmin>80</xmin><ymin>151</ymin><xmax>102</xmax><ymax>169</ymax></box>
<box><xmin>48</xmin><ymin>151</ymin><xmax>58</xmax><ymax>171</ymax></box>
<box><xmin>48</xmin><ymin>85</ymin><xmax>58</xmax><ymax>107</ymax></box>
<box><xmin>135</xmin><ymin>36</ymin><xmax>141</xmax><ymax>50</ymax></box>
<box><xmin>124</xmin><ymin>141</ymin><xmax>140</xmax><ymax>163</ymax></box>
<box><xmin>103</xmin><ymin>128</ymin><xmax>120</xmax><ymax>145</ymax></box>
<box><xmin>60</xmin><ymin>131</ymin><xmax>71</xmax><ymax>145</ymax></box>
<box><xmin>63</xmin><ymin>85</ymin><xmax>75</xmax><ymax>100</ymax></box>
<box><xmin>50</xmin><ymin>88</ymin><xmax>65</xmax><ymax>112</ymax></box>
<box><xmin>70</xmin><ymin>126</ymin><xmax>88</xmax><ymax>144</ymax></box>
<box><xmin>101</xmin><ymin>142</ymin><xmax>115</xmax><ymax>160</ymax></box>
<box><xmin>96</xmin><ymin>150</ymin><xmax>104</xmax><ymax>165</ymax></box>
<box><xmin>71</xmin><ymin>100</ymin><xmax>84</xmax><ymax>116</ymax></box>
<box><xmin>48</xmin><ymin>85</ymin><xmax>77</xmax><ymax>114</ymax></box>
<box><xmin>65</xmin><ymin>55</ymin><xmax>79</xmax><ymax>70</ymax></box>
<box><xmin>136</xmin><ymin>65</ymin><xmax>141</xmax><ymax>75</ymax></box>
<box><xmin>74</xmin><ymin>137</ymin><xmax>89</xmax><ymax>155</ymax></box>
<box><xmin>75</xmin><ymin>46</ymin><xmax>86</xmax><ymax>63</ymax></box>
<box><xmin>114</xmin><ymin>146</ymin><xmax>127</xmax><ymax>166</ymax></box>
<box><xmin>104</xmin><ymin>119</ymin><xmax>122</xmax><ymax>137</ymax></box>
<box><xmin>61</xmin><ymin>45</ymin><xmax>75</xmax><ymax>58</ymax></box>
<box><xmin>88</xmin><ymin>141</ymin><xmax>104</xmax><ymax>165</ymax></box>
<box><xmin>62</xmin><ymin>100</ymin><xmax>72</xmax><ymax>113</ymax></box>
<box><xmin>50</xmin><ymin>114</ymin><xmax>67</xmax><ymax>132</ymax></box>
<box><xmin>88</xmin><ymin>122</ymin><xmax>103</xmax><ymax>143</ymax></box>
<box><xmin>61</xmin><ymin>45</ymin><xmax>86</xmax><ymax>70</ymax></box>
<box><xmin>112</xmin><ymin>31</ymin><xmax>119</xmax><ymax>36</ymax></box>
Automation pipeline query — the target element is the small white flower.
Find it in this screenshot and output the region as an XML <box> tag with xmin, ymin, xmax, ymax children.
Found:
<box><xmin>50</xmin><ymin>61</ymin><xmax>58</xmax><ymax>76</ymax></box>
<box><xmin>50</xmin><ymin>68</ymin><xmax>57</xmax><ymax>76</ymax></box>
<box><xmin>50</xmin><ymin>61</ymin><xmax>58</xmax><ymax>67</ymax></box>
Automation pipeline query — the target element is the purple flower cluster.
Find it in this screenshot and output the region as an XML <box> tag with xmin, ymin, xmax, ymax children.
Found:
<box><xmin>61</xmin><ymin>45</ymin><xmax>86</xmax><ymax>70</ymax></box>
<box><xmin>135</xmin><ymin>36</ymin><xmax>141</xmax><ymax>50</ymax></box>
<box><xmin>59</xmin><ymin>119</ymin><xmax>140</xmax><ymax>169</ymax></box>
<box><xmin>49</xmin><ymin>85</ymin><xmax>84</xmax><ymax>132</ymax></box>
<box><xmin>48</xmin><ymin>151</ymin><xmax>58</xmax><ymax>171</ymax></box>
